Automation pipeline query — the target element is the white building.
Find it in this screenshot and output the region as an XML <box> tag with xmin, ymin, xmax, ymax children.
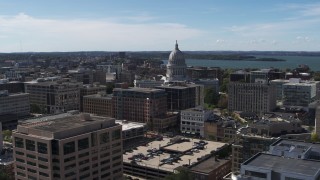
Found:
<box><xmin>180</xmin><ymin>107</ymin><xmax>212</xmax><ymax>137</ymax></box>
<box><xmin>283</xmin><ymin>80</ymin><xmax>318</xmax><ymax>107</ymax></box>
<box><xmin>236</xmin><ymin>153</ymin><xmax>320</xmax><ymax>180</ymax></box>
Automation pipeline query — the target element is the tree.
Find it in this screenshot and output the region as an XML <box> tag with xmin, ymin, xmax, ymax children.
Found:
<box><xmin>2</xmin><ymin>130</ymin><xmax>12</xmax><ymax>143</ymax></box>
<box><xmin>311</xmin><ymin>132</ymin><xmax>319</xmax><ymax>142</ymax></box>
<box><xmin>106</xmin><ymin>83</ymin><xmax>115</xmax><ymax>94</ymax></box>
<box><xmin>204</xmin><ymin>88</ymin><xmax>219</xmax><ymax>105</ymax></box>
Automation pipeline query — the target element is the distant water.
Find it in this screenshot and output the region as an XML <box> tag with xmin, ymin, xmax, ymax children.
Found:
<box><xmin>163</xmin><ymin>55</ymin><xmax>320</xmax><ymax>71</ymax></box>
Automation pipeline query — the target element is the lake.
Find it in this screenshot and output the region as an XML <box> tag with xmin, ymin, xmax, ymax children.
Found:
<box><xmin>163</xmin><ymin>55</ymin><xmax>320</xmax><ymax>71</ymax></box>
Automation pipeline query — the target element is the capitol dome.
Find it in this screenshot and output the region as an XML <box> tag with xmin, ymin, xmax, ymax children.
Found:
<box><xmin>166</xmin><ymin>41</ymin><xmax>187</xmax><ymax>82</ymax></box>
<box><xmin>168</xmin><ymin>41</ymin><xmax>186</xmax><ymax>66</ymax></box>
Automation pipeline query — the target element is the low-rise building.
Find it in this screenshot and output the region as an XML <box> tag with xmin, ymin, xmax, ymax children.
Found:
<box><xmin>153</xmin><ymin>113</ymin><xmax>179</xmax><ymax>133</ymax></box>
<box><xmin>190</xmin><ymin>156</ymin><xmax>231</xmax><ymax>180</ymax></box>
<box><xmin>237</xmin><ymin>153</ymin><xmax>320</xmax><ymax>180</ymax></box>
<box><xmin>181</xmin><ymin>107</ymin><xmax>212</xmax><ymax>137</ymax></box>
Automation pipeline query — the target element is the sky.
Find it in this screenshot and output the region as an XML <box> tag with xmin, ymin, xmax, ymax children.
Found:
<box><xmin>0</xmin><ymin>0</ymin><xmax>320</xmax><ymax>52</ymax></box>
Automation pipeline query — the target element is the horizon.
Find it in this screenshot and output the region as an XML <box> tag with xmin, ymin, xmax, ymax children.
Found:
<box><xmin>1</xmin><ymin>0</ymin><xmax>320</xmax><ymax>52</ymax></box>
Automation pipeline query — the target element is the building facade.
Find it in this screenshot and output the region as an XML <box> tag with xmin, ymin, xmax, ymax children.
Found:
<box><xmin>25</xmin><ymin>81</ymin><xmax>81</xmax><ymax>114</ymax></box>
<box><xmin>180</xmin><ymin>107</ymin><xmax>212</xmax><ymax>137</ymax></box>
<box><xmin>13</xmin><ymin>112</ymin><xmax>123</xmax><ymax>180</ymax></box>
<box><xmin>113</xmin><ymin>87</ymin><xmax>167</xmax><ymax>128</ymax></box>
<box><xmin>80</xmin><ymin>84</ymin><xmax>106</xmax><ymax>112</ymax></box>
<box><xmin>83</xmin><ymin>92</ymin><xmax>113</xmax><ymax>117</ymax></box>
<box><xmin>283</xmin><ymin>81</ymin><xmax>318</xmax><ymax>107</ymax></box>
<box><xmin>228</xmin><ymin>82</ymin><xmax>277</xmax><ymax>114</ymax></box>
<box><xmin>0</xmin><ymin>90</ymin><xmax>30</xmax><ymax>117</ymax></box>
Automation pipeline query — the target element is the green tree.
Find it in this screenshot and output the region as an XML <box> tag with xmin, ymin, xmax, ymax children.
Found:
<box><xmin>204</xmin><ymin>88</ymin><xmax>219</xmax><ymax>105</ymax></box>
<box><xmin>311</xmin><ymin>132</ymin><xmax>319</xmax><ymax>142</ymax></box>
<box><xmin>106</xmin><ymin>83</ymin><xmax>115</xmax><ymax>94</ymax></box>
<box><xmin>2</xmin><ymin>130</ymin><xmax>12</xmax><ymax>143</ymax></box>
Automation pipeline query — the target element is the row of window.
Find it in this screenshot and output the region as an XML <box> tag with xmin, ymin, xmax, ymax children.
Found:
<box><xmin>15</xmin><ymin>137</ymin><xmax>48</xmax><ymax>154</ymax></box>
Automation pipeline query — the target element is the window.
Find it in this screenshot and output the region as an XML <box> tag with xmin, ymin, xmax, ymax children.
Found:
<box><xmin>100</xmin><ymin>152</ymin><xmax>110</xmax><ymax>159</ymax></box>
<box><xmin>79</xmin><ymin>159</ymin><xmax>89</xmax><ymax>166</ymax></box>
<box><xmin>16</xmin><ymin>158</ymin><xmax>25</xmax><ymax>163</ymax></box>
<box><xmin>101</xmin><ymin>165</ymin><xmax>110</xmax><ymax>172</ymax></box>
<box><xmin>39</xmin><ymin>164</ymin><xmax>48</xmax><ymax>169</ymax></box>
<box><xmin>112</xmin><ymin>129</ymin><xmax>121</xmax><ymax>140</ymax></box>
<box><xmin>112</xmin><ymin>155</ymin><xmax>121</xmax><ymax>161</ymax></box>
<box><xmin>15</xmin><ymin>151</ymin><xmax>24</xmax><ymax>156</ymax></box>
<box><xmin>78</xmin><ymin>138</ymin><xmax>89</xmax><ymax>151</ymax></box>
<box><xmin>64</xmin><ymin>156</ymin><xmax>75</xmax><ymax>163</ymax></box>
<box><xmin>39</xmin><ymin>172</ymin><xmax>49</xmax><ymax>177</ymax></box>
<box><xmin>28</xmin><ymin>175</ymin><xmax>37</xmax><ymax>180</ymax></box>
<box><xmin>65</xmin><ymin>171</ymin><xmax>76</xmax><ymax>178</ymax></box>
<box><xmin>15</xmin><ymin>137</ymin><xmax>24</xmax><ymax>148</ymax></box>
<box><xmin>26</xmin><ymin>140</ymin><xmax>35</xmax><ymax>151</ymax></box>
<box><xmin>53</xmin><ymin>166</ymin><xmax>60</xmax><ymax>170</ymax></box>
<box><xmin>52</xmin><ymin>140</ymin><xmax>59</xmax><ymax>155</ymax></box>
<box><xmin>100</xmin><ymin>159</ymin><xmax>110</xmax><ymax>165</ymax></box>
<box><xmin>100</xmin><ymin>132</ymin><xmax>109</xmax><ymax>144</ymax></box>
<box><xmin>27</xmin><ymin>161</ymin><xmax>36</xmax><ymax>166</ymax></box>
<box><xmin>27</xmin><ymin>168</ymin><xmax>37</xmax><ymax>173</ymax></box>
<box><xmin>37</xmin><ymin>142</ymin><xmax>48</xmax><ymax>154</ymax></box>
<box><xmin>91</xmin><ymin>132</ymin><xmax>97</xmax><ymax>147</ymax></box>
<box><xmin>53</xmin><ymin>174</ymin><xmax>60</xmax><ymax>178</ymax></box>
<box><xmin>80</xmin><ymin>173</ymin><xmax>90</xmax><ymax>180</ymax></box>
<box><xmin>101</xmin><ymin>172</ymin><xmax>110</xmax><ymax>178</ymax></box>
<box><xmin>64</xmin><ymin>141</ymin><xmax>75</xmax><ymax>155</ymax></box>
<box><xmin>79</xmin><ymin>152</ymin><xmax>89</xmax><ymax>158</ymax></box>
<box><xmin>17</xmin><ymin>172</ymin><xmax>26</xmax><ymax>177</ymax></box>
<box><xmin>65</xmin><ymin>163</ymin><xmax>76</xmax><ymax>170</ymax></box>
<box><xmin>38</xmin><ymin>157</ymin><xmax>48</xmax><ymax>162</ymax></box>
<box><xmin>27</xmin><ymin>154</ymin><xmax>36</xmax><ymax>159</ymax></box>
<box><xmin>80</xmin><ymin>166</ymin><xmax>90</xmax><ymax>172</ymax></box>
<box><xmin>16</xmin><ymin>165</ymin><xmax>25</xmax><ymax>170</ymax></box>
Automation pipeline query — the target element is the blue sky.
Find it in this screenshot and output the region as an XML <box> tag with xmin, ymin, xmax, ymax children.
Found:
<box><xmin>0</xmin><ymin>0</ymin><xmax>320</xmax><ymax>52</ymax></box>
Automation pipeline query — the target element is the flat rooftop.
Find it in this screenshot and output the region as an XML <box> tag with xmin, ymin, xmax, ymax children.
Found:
<box><xmin>123</xmin><ymin>137</ymin><xmax>226</xmax><ymax>172</ymax></box>
<box><xmin>84</xmin><ymin>93</ymin><xmax>113</xmax><ymax>99</ymax></box>
<box><xmin>114</xmin><ymin>87</ymin><xmax>165</xmax><ymax>93</ymax></box>
<box><xmin>243</xmin><ymin>153</ymin><xmax>320</xmax><ymax>177</ymax></box>
<box><xmin>190</xmin><ymin>157</ymin><xmax>230</xmax><ymax>174</ymax></box>
<box><xmin>16</xmin><ymin>113</ymin><xmax>117</xmax><ymax>139</ymax></box>
<box><xmin>115</xmin><ymin>120</ymin><xmax>146</xmax><ymax>131</ymax></box>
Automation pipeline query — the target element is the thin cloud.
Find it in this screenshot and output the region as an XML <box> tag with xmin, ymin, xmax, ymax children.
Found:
<box><xmin>0</xmin><ymin>13</ymin><xmax>204</xmax><ymax>52</ymax></box>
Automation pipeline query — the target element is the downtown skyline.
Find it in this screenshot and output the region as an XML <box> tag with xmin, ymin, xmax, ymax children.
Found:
<box><xmin>1</xmin><ymin>0</ymin><xmax>320</xmax><ymax>52</ymax></box>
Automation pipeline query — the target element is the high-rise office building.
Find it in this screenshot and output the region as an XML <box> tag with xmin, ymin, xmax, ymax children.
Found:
<box><xmin>228</xmin><ymin>82</ymin><xmax>277</xmax><ymax>114</ymax></box>
<box><xmin>13</xmin><ymin>112</ymin><xmax>123</xmax><ymax>180</ymax></box>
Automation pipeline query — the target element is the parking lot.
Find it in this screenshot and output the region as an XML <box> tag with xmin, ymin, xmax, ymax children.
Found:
<box><xmin>123</xmin><ymin>137</ymin><xmax>226</xmax><ymax>172</ymax></box>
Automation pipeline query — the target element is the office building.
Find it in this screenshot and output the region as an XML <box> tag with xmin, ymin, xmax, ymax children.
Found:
<box><xmin>186</xmin><ymin>67</ymin><xmax>223</xmax><ymax>82</ymax></box>
<box><xmin>269</xmin><ymin>79</ymin><xmax>289</xmax><ymax>100</ymax></box>
<box><xmin>83</xmin><ymin>92</ymin><xmax>113</xmax><ymax>117</ymax></box>
<box><xmin>0</xmin><ymin>80</ymin><xmax>25</xmax><ymax>93</ymax></box>
<box><xmin>134</xmin><ymin>79</ymin><xmax>164</xmax><ymax>88</ymax></box>
<box><xmin>156</xmin><ymin>85</ymin><xmax>197</xmax><ymax>111</ymax></box>
<box><xmin>13</xmin><ymin>112</ymin><xmax>123</xmax><ymax>180</ymax></box>
<box><xmin>113</xmin><ymin>87</ymin><xmax>167</xmax><ymax>128</ymax></box>
<box><xmin>228</xmin><ymin>82</ymin><xmax>277</xmax><ymax>114</ymax></box>
<box><xmin>0</xmin><ymin>90</ymin><xmax>30</xmax><ymax>118</ymax></box>
<box><xmin>180</xmin><ymin>107</ymin><xmax>212</xmax><ymax>137</ymax></box>
<box><xmin>25</xmin><ymin>81</ymin><xmax>81</xmax><ymax>114</ymax></box>
<box><xmin>283</xmin><ymin>80</ymin><xmax>319</xmax><ymax>107</ymax></box>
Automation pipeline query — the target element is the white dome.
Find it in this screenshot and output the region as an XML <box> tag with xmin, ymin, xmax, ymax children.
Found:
<box><xmin>168</xmin><ymin>41</ymin><xmax>185</xmax><ymax>66</ymax></box>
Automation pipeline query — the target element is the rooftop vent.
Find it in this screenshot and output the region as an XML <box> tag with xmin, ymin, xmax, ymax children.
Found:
<box><xmin>80</xmin><ymin>113</ymin><xmax>91</xmax><ymax>121</ymax></box>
